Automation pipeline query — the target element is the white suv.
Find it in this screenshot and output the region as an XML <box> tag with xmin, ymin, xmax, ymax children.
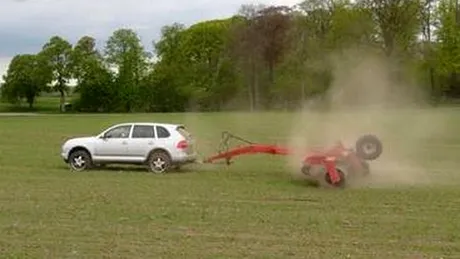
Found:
<box><xmin>61</xmin><ymin>122</ymin><xmax>197</xmax><ymax>173</ymax></box>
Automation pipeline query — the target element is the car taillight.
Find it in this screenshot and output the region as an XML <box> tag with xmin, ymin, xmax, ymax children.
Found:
<box><xmin>177</xmin><ymin>140</ymin><xmax>188</xmax><ymax>149</ymax></box>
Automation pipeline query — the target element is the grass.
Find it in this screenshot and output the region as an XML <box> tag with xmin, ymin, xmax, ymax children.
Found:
<box><xmin>1</xmin><ymin>106</ymin><xmax>460</xmax><ymax>258</ymax></box>
<box><xmin>0</xmin><ymin>95</ymin><xmax>64</xmax><ymax>113</ymax></box>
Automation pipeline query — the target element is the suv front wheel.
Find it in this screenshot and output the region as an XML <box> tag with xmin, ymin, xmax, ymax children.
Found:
<box><xmin>147</xmin><ymin>150</ymin><xmax>172</xmax><ymax>174</ymax></box>
<box><xmin>69</xmin><ymin>149</ymin><xmax>93</xmax><ymax>172</ymax></box>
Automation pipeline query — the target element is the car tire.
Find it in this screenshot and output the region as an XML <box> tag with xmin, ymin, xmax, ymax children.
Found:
<box><xmin>69</xmin><ymin>149</ymin><xmax>93</xmax><ymax>172</ymax></box>
<box><xmin>147</xmin><ymin>150</ymin><xmax>172</xmax><ymax>174</ymax></box>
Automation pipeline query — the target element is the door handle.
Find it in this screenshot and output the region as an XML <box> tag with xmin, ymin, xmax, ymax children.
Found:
<box><xmin>148</xmin><ymin>141</ymin><xmax>154</xmax><ymax>145</ymax></box>
<box><xmin>122</xmin><ymin>141</ymin><xmax>128</xmax><ymax>145</ymax></box>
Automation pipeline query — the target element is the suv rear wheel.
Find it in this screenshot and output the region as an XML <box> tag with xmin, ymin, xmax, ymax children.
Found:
<box><xmin>147</xmin><ymin>150</ymin><xmax>172</xmax><ymax>174</ymax></box>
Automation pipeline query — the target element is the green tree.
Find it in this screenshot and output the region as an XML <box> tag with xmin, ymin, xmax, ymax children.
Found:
<box><xmin>73</xmin><ymin>63</ymin><xmax>115</xmax><ymax>112</ymax></box>
<box><xmin>1</xmin><ymin>54</ymin><xmax>51</xmax><ymax>108</ymax></box>
<box><xmin>433</xmin><ymin>0</ymin><xmax>460</xmax><ymax>98</ymax></box>
<box><xmin>327</xmin><ymin>1</ymin><xmax>376</xmax><ymax>49</ymax></box>
<box><xmin>178</xmin><ymin>18</ymin><xmax>241</xmax><ymax>110</ymax></box>
<box><xmin>154</xmin><ymin>23</ymin><xmax>186</xmax><ymax>64</ymax></box>
<box><xmin>272</xmin><ymin>0</ymin><xmax>340</xmax><ymax>108</ymax></box>
<box><xmin>151</xmin><ymin>19</ymin><xmax>243</xmax><ymax>111</ymax></box>
<box><xmin>232</xmin><ymin>4</ymin><xmax>265</xmax><ymax>111</ymax></box>
<box><xmin>39</xmin><ymin>36</ymin><xmax>73</xmax><ymax>111</ymax></box>
<box><xmin>138</xmin><ymin>68</ymin><xmax>188</xmax><ymax>112</ymax></box>
<box><xmin>231</xmin><ymin>4</ymin><xmax>293</xmax><ymax>110</ymax></box>
<box><xmin>70</xmin><ymin>36</ymin><xmax>103</xmax><ymax>84</ymax></box>
<box><xmin>68</xmin><ymin>35</ymin><xmax>118</xmax><ymax>111</ymax></box>
<box><xmin>104</xmin><ymin>28</ymin><xmax>150</xmax><ymax>112</ymax></box>
<box><xmin>148</xmin><ymin>23</ymin><xmax>190</xmax><ymax>112</ymax></box>
<box><xmin>357</xmin><ymin>0</ymin><xmax>423</xmax><ymax>57</ymax></box>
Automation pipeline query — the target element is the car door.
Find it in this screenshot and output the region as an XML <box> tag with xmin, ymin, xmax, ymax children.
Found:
<box><xmin>128</xmin><ymin>124</ymin><xmax>156</xmax><ymax>159</ymax></box>
<box><xmin>94</xmin><ymin>124</ymin><xmax>132</xmax><ymax>158</ymax></box>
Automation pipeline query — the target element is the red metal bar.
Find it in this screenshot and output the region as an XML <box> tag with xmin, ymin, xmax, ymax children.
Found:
<box><xmin>203</xmin><ymin>144</ymin><xmax>291</xmax><ymax>163</ymax></box>
<box><xmin>204</xmin><ymin>141</ymin><xmax>351</xmax><ymax>165</ymax></box>
<box><xmin>323</xmin><ymin>156</ymin><xmax>341</xmax><ymax>184</ymax></box>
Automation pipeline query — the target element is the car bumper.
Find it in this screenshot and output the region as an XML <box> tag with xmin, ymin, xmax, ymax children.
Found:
<box><xmin>173</xmin><ymin>152</ymin><xmax>198</xmax><ymax>164</ymax></box>
<box><xmin>61</xmin><ymin>152</ymin><xmax>69</xmax><ymax>163</ymax></box>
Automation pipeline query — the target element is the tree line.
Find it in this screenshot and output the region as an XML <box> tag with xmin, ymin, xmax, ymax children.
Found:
<box><xmin>1</xmin><ymin>0</ymin><xmax>460</xmax><ymax>112</ymax></box>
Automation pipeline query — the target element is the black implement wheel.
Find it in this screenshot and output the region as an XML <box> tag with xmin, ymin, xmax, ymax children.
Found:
<box><xmin>147</xmin><ymin>150</ymin><xmax>172</xmax><ymax>174</ymax></box>
<box><xmin>68</xmin><ymin>149</ymin><xmax>93</xmax><ymax>172</ymax></box>
<box><xmin>301</xmin><ymin>164</ymin><xmax>311</xmax><ymax>176</ymax></box>
<box><xmin>355</xmin><ymin>134</ymin><xmax>382</xmax><ymax>161</ymax></box>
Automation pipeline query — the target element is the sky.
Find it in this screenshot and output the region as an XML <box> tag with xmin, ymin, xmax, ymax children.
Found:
<box><xmin>0</xmin><ymin>0</ymin><xmax>300</xmax><ymax>82</ymax></box>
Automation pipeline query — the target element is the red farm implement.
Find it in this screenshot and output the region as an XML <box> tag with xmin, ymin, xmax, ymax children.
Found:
<box><xmin>203</xmin><ymin>131</ymin><xmax>383</xmax><ymax>188</ymax></box>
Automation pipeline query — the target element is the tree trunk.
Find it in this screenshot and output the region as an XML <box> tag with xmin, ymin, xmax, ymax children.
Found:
<box><xmin>59</xmin><ymin>89</ymin><xmax>65</xmax><ymax>112</ymax></box>
<box><xmin>26</xmin><ymin>93</ymin><xmax>34</xmax><ymax>109</ymax></box>
<box><xmin>301</xmin><ymin>79</ymin><xmax>306</xmax><ymax>106</ymax></box>
<box><xmin>266</xmin><ymin>62</ymin><xmax>274</xmax><ymax>110</ymax></box>
<box><xmin>254</xmin><ymin>70</ymin><xmax>259</xmax><ymax>111</ymax></box>
<box><xmin>248</xmin><ymin>80</ymin><xmax>254</xmax><ymax>112</ymax></box>
<box><xmin>429</xmin><ymin>66</ymin><xmax>436</xmax><ymax>102</ymax></box>
<box><xmin>248</xmin><ymin>60</ymin><xmax>256</xmax><ymax>112</ymax></box>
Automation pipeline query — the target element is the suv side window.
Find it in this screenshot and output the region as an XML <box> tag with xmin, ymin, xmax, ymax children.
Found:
<box><xmin>104</xmin><ymin>125</ymin><xmax>132</xmax><ymax>138</ymax></box>
<box><xmin>156</xmin><ymin>126</ymin><xmax>170</xmax><ymax>138</ymax></box>
<box><xmin>132</xmin><ymin>125</ymin><xmax>155</xmax><ymax>138</ymax></box>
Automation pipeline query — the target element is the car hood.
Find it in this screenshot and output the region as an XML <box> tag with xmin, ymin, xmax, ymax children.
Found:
<box><xmin>63</xmin><ymin>136</ymin><xmax>97</xmax><ymax>146</ymax></box>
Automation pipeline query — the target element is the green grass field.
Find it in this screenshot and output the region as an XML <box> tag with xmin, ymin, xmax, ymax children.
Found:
<box><xmin>1</xmin><ymin>106</ymin><xmax>460</xmax><ymax>258</ymax></box>
<box><xmin>0</xmin><ymin>95</ymin><xmax>63</xmax><ymax>113</ymax></box>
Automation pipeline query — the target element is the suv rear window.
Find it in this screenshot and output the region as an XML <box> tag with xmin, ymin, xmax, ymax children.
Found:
<box><xmin>156</xmin><ymin>126</ymin><xmax>171</xmax><ymax>138</ymax></box>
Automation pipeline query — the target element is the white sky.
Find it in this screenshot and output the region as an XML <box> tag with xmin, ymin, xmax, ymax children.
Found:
<box><xmin>0</xmin><ymin>0</ymin><xmax>300</xmax><ymax>82</ymax></box>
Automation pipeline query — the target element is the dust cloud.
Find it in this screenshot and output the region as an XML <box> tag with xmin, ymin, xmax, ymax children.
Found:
<box><xmin>286</xmin><ymin>48</ymin><xmax>447</xmax><ymax>188</ymax></box>
<box><xmin>179</xmin><ymin>47</ymin><xmax>449</xmax><ymax>188</ymax></box>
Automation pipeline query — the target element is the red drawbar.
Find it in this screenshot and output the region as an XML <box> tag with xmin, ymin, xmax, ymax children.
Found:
<box><xmin>203</xmin><ymin>144</ymin><xmax>291</xmax><ymax>163</ymax></box>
